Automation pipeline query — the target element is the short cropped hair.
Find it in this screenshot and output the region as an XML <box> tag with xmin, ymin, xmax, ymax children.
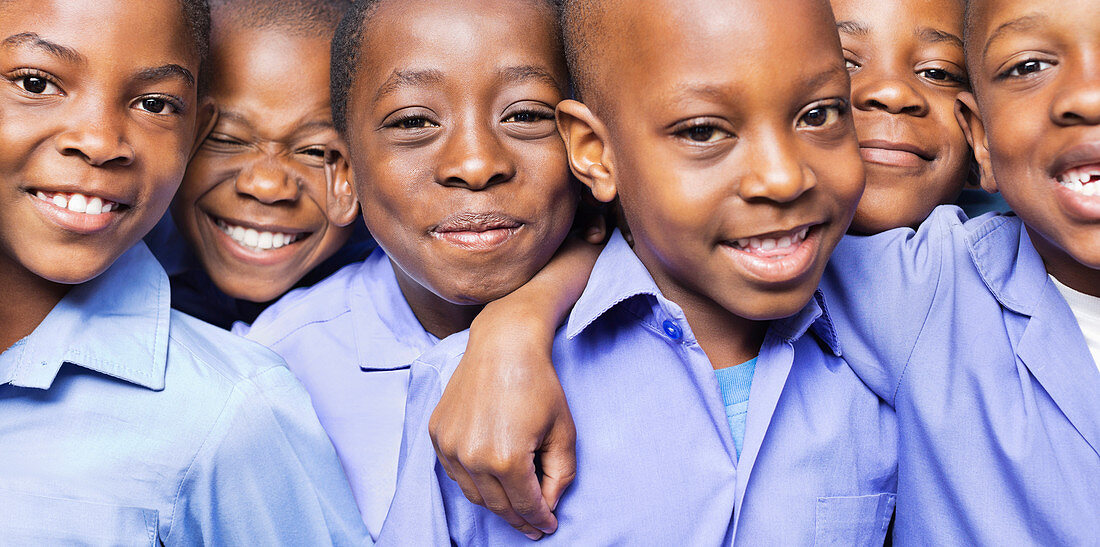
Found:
<box><xmin>330</xmin><ymin>0</ymin><xmax>563</xmax><ymax>135</ymax></box>
<box><xmin>209</xmin><ymin>0</ymin><xmax>351</xmax><ymax>37</ymax></box>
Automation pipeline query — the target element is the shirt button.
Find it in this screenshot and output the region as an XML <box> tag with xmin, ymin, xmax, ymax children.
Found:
<box><xmin>662</xmin><ymin>320</ymin><xmax>683</xmax><ymax>340</ymax></box>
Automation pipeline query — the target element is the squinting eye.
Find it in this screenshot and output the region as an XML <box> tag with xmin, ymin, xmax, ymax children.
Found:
<box><xmin>503</xmin><ymin>111</ymin><xmax>551</xmax><ymax>123</ymax></box>
<box><xmin>680</xmin><ymin>125</ymin><xmax>730</xmax><ymax>143</ymax></box>
<box><xmin>798</xmin><ymin>105</ymin><xmax>842</xmax><ymax>128</ymax></box>
<box><xmin>1005</xmin><ymin>59</ymin><xmax>1052</xmax><ymax>77</ymax></box>
<box><xmin>394</xmin><ymin>117</ymin><xmax>437</xmax><ymax>129</ymax></box>
<box><xmin>300</xmin><ymin>147</ymin><xmax>325</xmax><ymax>158</ymax></box>
<box><xmin>17</xmin><ymin>75</ymin><xmax>60</xmax><ymax>95</ymax></box>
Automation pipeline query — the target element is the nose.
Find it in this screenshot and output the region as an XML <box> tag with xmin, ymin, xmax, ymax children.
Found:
<box><xmin>852</xmin><ymin>70</ymin><xmax>929</xmax><ymax>117</ymax></box>
<box><xmin>54</xmin><ymin>106</ymin><xmax>135</xmax><ymax>166</ymax></box>
<box><xmin>738</xmin><ymin>130</ymin><xmax>816</xmax><ymax>203</ymax></box>
<box><xmin>1051</xmin><ymin>67</ymin><xmax>1100</xmax><ymax>126</ymax></box>
<box><xmin>435</xmin><ymin>123</ymin><xmax>515</xmax><ymax>190</ymax></box>
<box><xmin>235</xmin><ymin>157</ymin><xmax>301</xmax><ymax>203</ymax></box>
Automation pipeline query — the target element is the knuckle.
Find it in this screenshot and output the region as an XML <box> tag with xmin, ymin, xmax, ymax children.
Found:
<box><xmin>484</xmin><ymin>501</ymin><xmax>511</xmax><ymax>515</ymax></box>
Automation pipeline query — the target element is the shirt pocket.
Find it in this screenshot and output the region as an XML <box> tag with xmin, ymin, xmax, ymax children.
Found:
<box><xmin>0</xmin><ymin>489</ymin><xmax>158</xmax><ymax>547</ymax></box>
<box><xmin>813</xmin><ymin>492</ymin><xmax>895</xmax><ymax>547</ymax></box>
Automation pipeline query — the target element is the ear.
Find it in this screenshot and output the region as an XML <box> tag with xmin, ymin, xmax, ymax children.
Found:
<box><xmin>955</xmin><ymin>92</ymin><xmax>997</xmax><ymax>194</ymax></box>
<box><xmin>189</xmin><ymin>97</ymin><xmax>218</xmax><ymax>160</ymax></box>
<box><xmin>325</xmin><ymin>138</ymin><xmax>360</xmax><ymax>227</ymax></box>
<box><xmin>556</xmin><ymin>99</ymin><xmax>617</xmax><ymax>203</ymax></box>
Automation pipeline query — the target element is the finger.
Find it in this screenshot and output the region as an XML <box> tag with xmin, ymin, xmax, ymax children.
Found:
<box><xmin>539</xmin><ymin>421</ymin><xmax>578</xmax><ymax>512</ymax></box>
<box><xmin>433</xmin><ymin>443</ymin><xmax>485</xmax><ymax>507</ymax></box>
<box><xmin>496</xmin><ymin>457</ymin><xmax>558</xmax><ymax>534</ymax></box>
<box><xmin>468</xmin><ymin>469</ymin><xmax>545</xmax><ymax>540</ymax></box>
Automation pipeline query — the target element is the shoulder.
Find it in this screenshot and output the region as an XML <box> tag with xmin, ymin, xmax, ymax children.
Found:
<box><xmin>238</xmin><ymin>259</ymin><xmax>367</xmax><ymax>344</ymax></box>
<box><xmin>168</xmin><ymin>310</ymin><xmax>298</xmax><ymax>390</ymax></box>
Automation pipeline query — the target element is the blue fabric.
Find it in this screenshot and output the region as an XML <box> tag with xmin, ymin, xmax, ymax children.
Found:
<box><xmin>144</xmin><ymin>212</ymin><xmax>377</xmax><ymax>329</ymax></box>
<box><xmin>822</xmin><ymin>206</ymin><xmax>1100</xmax><ymax>544</ymax></box>
<box><xmin>0</xmin><ymin>242</ymin><xmax>369</xmax><ymax>546</ymax></box>
<box><xmin>237</xmin><ymin>248</ymin><xmax>436</xmax><ymax>541</ymax></box>
<box><xmin>383</xmin><ymin>231</ymin><xmax>897</xmax><ymax>545</ymax></box>
<box><xmin>714</xmin><ymin>358</ymin><xmax>756</xmax><ymax>458</ymax></box>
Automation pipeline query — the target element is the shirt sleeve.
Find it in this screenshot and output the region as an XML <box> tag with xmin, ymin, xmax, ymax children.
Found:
<box><xmin>164</xmin><ymin>365</ymin><xmax>371</xmax><ymax>546</ymax></box>
<box><xmin>820</xmin><ymin>206</ymin><xmax>958</xmax><ymax>405</ymax></box>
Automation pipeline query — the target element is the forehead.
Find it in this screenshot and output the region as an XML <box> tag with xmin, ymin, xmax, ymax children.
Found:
<box><xmin>359</xmin><ymin>0</ymin><xmax>565</xmax><ymax>93</ymax></box>
<box><xmin>210</xmin><ymin>27</ymin><xmax>330</xmax><ymax>120</ymax></box>
<box><xmin>0</xmin><ymin>0</ymin><xmax>196</xmax><ymax>72</ymax></box>
<box><xmin>967</xmin><ymin>0</ymin><xmax>1100</xmax><ymax>50</ymax></box>
<box><xmin>832</xmin><ymin>0</ymin><xmax>963</xmax><ymax>36</ymax></box>
<box><xmin>603</xmin><ymin>0</ymin><xmax>844</xmax><ymax>110</ymax></box>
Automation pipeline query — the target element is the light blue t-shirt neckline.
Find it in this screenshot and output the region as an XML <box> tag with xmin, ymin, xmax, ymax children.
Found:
<box><xmin>714</xmin><ymin>357</ymin><xmax>757</xmax><ymax>459</ymax></box>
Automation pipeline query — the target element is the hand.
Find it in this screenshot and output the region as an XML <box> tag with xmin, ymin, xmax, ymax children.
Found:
<box><xmin>429</xmin><ymin>318</ymin><xmax>576</xmax><ymax>541</ymax></box>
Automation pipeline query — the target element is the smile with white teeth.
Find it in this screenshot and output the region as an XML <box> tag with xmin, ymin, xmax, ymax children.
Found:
<box><xmin>216</xmin><ymin>218</ymin><xmax>305</xmax><ymax>251</ymax></box>
<box><xmin>1057</xmin><ymin>165</ymin><xmax>1100</xmax><ymax>196</ymax></box>
<box><xmin>732</xmin><ymin>227</ymin><xmax>810</xmax><ymax>256</ymax></box>
<box><xmin>33</xmin><ymin>191</ymin><xmax>119</xmax><ymax>214</ymax></box>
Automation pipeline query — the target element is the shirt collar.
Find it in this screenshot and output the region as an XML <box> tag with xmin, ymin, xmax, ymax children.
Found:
<box><xmin>966</xmin><ymin>214</ymin><xmax>1047</xmax><ymax>316</ymax></box>
<box><xmin>566</xmin><ymin>231</ymin><xmax>842</xmax><ymax>355</ymax></box>
<box><xmin>353</xmin><ymin>249</ymin><xmax>439</xmax><ymax>371</ymax></box>
<box><xmin>5</xmin><ymin>241</ymin><xmax>171</xmax><ymax>390</ymax></box>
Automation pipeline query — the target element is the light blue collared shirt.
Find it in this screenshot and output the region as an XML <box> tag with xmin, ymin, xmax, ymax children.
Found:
<box><xmin>237</xmin><ymin>248</ymin><xmax>437</xmax><ymax>541</ymax></box>
<box><xmin>0</xmin><ymin>242</ymin><xmax>369</xmax><ymax>546</ymax></box>
<box><xmin>383</xmin><ymin>231</ymin><xmax>897</xmax><ymax>545</ymax></box>
<box><xmin>823</xmin><ymin>206</ymin><xmax>1100</xmax><ymax>544</ymax></box>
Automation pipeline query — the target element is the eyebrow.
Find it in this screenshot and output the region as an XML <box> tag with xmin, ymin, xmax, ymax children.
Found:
<box><xmin>836</xmin><ymin>20</ymin><xmax>870</xmax><ymax>37</ymax></box>
<box><xmin>982</xmin><ymin>13</ymin><xmax>1047</xmax><ymax>58</ymax></box>
<box><xmin>374</xmin><ymin>69</ymin><xmax>445</xmax><ymax>102</ymax></box>
<box><xmin>134</xmin><ymin>64</ymin><xmax>195</xmax><ymax>88</ymax></box>
<box><xmin>798</xmin><ymin>65</ymin><xmax>850</xmax><ymax>94</ymax></box>
<box><xmin>1</xmin><ymin>32</ymin><xmax>85</xmax><ymax>64</ymax></box>
<box><xmin>217</xmin><ymin>110</ymin><xmax>335</xmax><ymax>140</ymax></box>
<box><xmin>498</xmin><ymin>65</ymin><xmax>564</xmax><ymax>91</ymax></box>
<box><xmin>917</xmin><ymin>27</ymin><xmax>964</xmax><ymax>48</ymax></box>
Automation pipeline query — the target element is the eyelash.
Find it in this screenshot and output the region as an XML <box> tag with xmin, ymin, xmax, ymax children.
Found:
<box><xmin>674</xmin><ymin>120</ymin><xmax>732</xmax><ymax>144</ymax></box>
<box><xmin>503</xmin><ymin>108</ymin><xmax>554</xmax><ymax>124</ymax></box>
<box><xmin>8</xmin><ymin>68</ymin><xmax>62</xmax><ymax>95</ymax></box>
<box><xmin>133</xmin><ymin>95</ymin><xmax>185</xmax><ymax>116</ymax></box>
<box><xmin>386</xmin><ymin>113</ymin><xmax>438</xmax><ymax>130</ymax></box>
<box><xmin>797</xmin><ymin>100</ymin><xmax>849</xmax><ymax>128</ymax></box>
<box><xmin>918</xmin><ymin>68</ymin><xmax>968</xmax><ymax>85</ymax></box>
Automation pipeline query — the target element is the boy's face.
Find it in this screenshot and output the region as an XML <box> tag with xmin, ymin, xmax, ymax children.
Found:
<box><xmin>339</xmin><ymin>0</ymin><xmax>577</xmax><ymax>305</ymax></box>
<box><xmin>0</xmin><ymin>0</ymin><xmax>203</xmax><ymax>285</ymax></box>
<box><xmin>172</xmin><ymin>26</ymin><xmax>353</xmax><ymax>303</ymax></box>
<box><xmin>959</xmin><ymin>0</ymin><xmax>1100</xmax><ymax>293</ymax></box>
<box><xmin>566</xmin><ymin>0</ymin><xmax>863</xmax><ymax>322</ymax></box>
<box><xmin>834</xmin><ymin>0</ymin><xmax>971</xmax><ymax>233</ymax></box>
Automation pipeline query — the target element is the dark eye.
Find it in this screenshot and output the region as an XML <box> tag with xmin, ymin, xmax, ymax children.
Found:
<box><xmin>16</xmin><ymin>75</ymin><xmax>60</xmax><ymax>95</ymax></box>
<box><xmin>301</xmin><ymin>147</ymin><xmax>325</xmax><ymax>158</ymax></box>
<box><xmin>395</xmin><ymin>117</ymin><xmax>436</xmax><ymax>129</ymax></box>
<box><xmin>921</xmin><ymin>69</ymin><xmax>949</xmax><ymax>81</ymax></box>
<box><xmin>138</xmin><ymin>97</ymin><xmax>175</xmax><ymax>114</ymax></box>
<box><xmin>1005</xmin><ymin>59</ymin><xmax>1053</xmax><ymax>78</ymax></box>
<box><xmin>799</xmin><ymin>106</ymin><xmax>838</xmax><ymax>127</ymax></box>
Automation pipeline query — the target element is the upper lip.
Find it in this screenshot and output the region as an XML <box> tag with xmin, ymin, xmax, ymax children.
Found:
<box><xmin>725</xmin><ymin>221</ymin><xmax>819</xmax><ymax>242</ymax></box>
<box><xmin>207</xmin><ymin>212</ymin><xmax>312</xmax><ymax>235</ymax></box>
<box><xmin>431</xmin><ymin>211</ymin><xmax>523</xmax><ymax>233</ymax></box>
<box><xmin>26</xmin><ymin>184</ymin><xmax>133</xmax><ymax>206</ymax></box>
<box><xmin>859</xmin><ymin>139</ymin><xmax>934</xmax><ymax>161</ymax></box>
<box><xmin>1049</xmin><ymin>141</ymin><xmax>1100</xmax><ymax>178</ymax></box>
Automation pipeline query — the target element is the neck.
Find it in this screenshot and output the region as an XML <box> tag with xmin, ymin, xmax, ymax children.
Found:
<box><xmin>391</xmin><ymin>260</ymin><xmax>483</xmax><ymax>339</ymax></box>
<box><xmin>647</xmin><ymin>274</ymin><xmax>767</xmax><ymax>369</ymax></box>
<box><xmin>0</xmin><ymin>256</ymin><xmax>71</xmax><ymax>352</ymax></box>
<box><xmin>1029</xmin><ymin>226</ymin><xmax>1100</xmax><ymax>298</ymax></box>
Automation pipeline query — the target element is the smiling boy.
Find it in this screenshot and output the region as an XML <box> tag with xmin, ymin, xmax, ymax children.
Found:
<box><xmin>154</xmin><ymin>0</ymin><xmax>369</xmax><ymax>329</ymax></box>
<box><xmin>236</xmin><ymin>0</ymin><xmax>582</xmax><ymax>540</ymax></box>
<box><xmin>820</xmin><ymin>0</ymin><xmax>1100</xmax><ymax>541</ymax></box>
<box><xmin>384</xmin><ymin>0</ymin><xmax>898</xmax><ymax>543</ymax></box>
<box><xmin>0</xmin><ymin>0</ymin><xmax>366</xmax><ymax>543</ymax></box>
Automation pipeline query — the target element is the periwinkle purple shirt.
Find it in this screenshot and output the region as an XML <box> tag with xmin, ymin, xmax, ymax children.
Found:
<box><xmin>236</xmin><ymin>249</ymin><xmax>436</xmax><ymax>541</ymax></box>
<box><xmin>822</xmin><ymin>206</ymin><xmax>1100</xmax><ymax>544</ymax></box>
<box><xmin>382</xmin><ymin>231</ymin><xmax>897</xmax><ymax>545</ymax></box>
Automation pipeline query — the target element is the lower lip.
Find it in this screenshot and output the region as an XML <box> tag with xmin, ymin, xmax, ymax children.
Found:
<box><xmin>207</xmin><ymin>215</ymin><xmax>310</xmax><ymax>267</ymax></box>
<box><xmin>431</xmin><ymin>226</ymin><xmax>520</xmax><ymax>252</ymax></box>
<box><xmin>720</xmin><ymin>228</ymin><xmax>821</xmax><ymax>284</ymax></box>
<box><xmin>29</xmin><ymin>193</ymin><xmax>119</xmax><ymax>234</ymax></box>
<box><xmin>860</xmin><ymin>147</ymin><xmax>927</xmax><ymax>169</ymax></box>
<box><xmin>1053</xmin><ymin>181</ymin><xmax>1100</xmax><ymax>220</ymax></box>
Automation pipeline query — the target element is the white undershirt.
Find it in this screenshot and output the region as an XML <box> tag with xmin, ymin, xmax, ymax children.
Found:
<box><xmin>1050</xmin><ymin>275</ymin><xmax>1100</xmax><ymax>375</ymax></box>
